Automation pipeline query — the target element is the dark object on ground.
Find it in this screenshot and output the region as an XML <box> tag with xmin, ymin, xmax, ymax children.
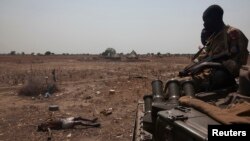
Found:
<box><xmin>48</xmin><ymin>105</ymin><xmax>59</xmax><ymax>111</ymax></box>
<box><xmin>37</xmin><ymin>116</ymin><xmax>100</xmax><ymax>132</ymax></box>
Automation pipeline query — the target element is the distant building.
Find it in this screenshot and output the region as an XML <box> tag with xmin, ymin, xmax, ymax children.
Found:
<box><xmin>126</xmin><ymin>50</ymin><xmax>138</xmax><ymax>59</ymax></box>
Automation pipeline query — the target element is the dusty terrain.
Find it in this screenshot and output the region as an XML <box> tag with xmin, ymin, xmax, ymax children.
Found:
<box><xmin>1</xmin><ymin>55</ymin><xmax>243</xmax><ymax>141</ymax></box>
<box><xmin>0</xmin><ymin>55</ymin><xmax>190</xmax><ymax>141</ymax></box>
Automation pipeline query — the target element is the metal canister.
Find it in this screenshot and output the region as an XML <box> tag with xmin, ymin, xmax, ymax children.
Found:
<box><xmin>182</xmin><ymin>80</ymin><xmax>195</xmax><ymax>97</ymax></box>
<box><xmin>165</xmin><ymin>79</ymin><xmax>180</xmax><ymax>101</ymax></box>
<box><xmin>143</xmin><ymin>95</ymin><xmax>153</xmax><ymax>113</ymax></box>
<box><xmin>151</xmin><ymin>80</ymin><xmax>165</xmax><ymax>102</ymax></box>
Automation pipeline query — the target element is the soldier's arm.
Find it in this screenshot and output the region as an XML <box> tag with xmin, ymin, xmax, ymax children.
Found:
<box><xmin>228</xmin><ymin>27</ymin><xmax>240</xmax><ymax>57</ymax></box>
<box><xmin>196</xmin><ymin>48</ymin><xmax>208</xmax><ymax>62</ymax></box>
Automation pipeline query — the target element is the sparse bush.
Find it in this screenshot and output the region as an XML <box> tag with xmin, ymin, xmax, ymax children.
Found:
<box><xmin>18</xmin><ymin>78</ymin><xmax>44</xmax><ymax>96</ymax></box>
<box><xmin>157</xmin><ymin>52</ymin><xmax>161</xmax><ymax>56</ymax></box>
<box><xmin>45</xmin><ymin>51</ymin><xmax>52</xmax><ymax>55</ymax></box>
<box><xmin>102</xmin><ymin>48</ymin><xmax>116</xmax><ymax>57</ymax></box>
<box><xmin>18</xmin><ymin>77</ymin><xmax>58</xmax><ymax>96</ymax></box>
<box><xmin>10</xmin><ymin>51</ymin><xmax>16</xmax><ymax>55</ymax></box>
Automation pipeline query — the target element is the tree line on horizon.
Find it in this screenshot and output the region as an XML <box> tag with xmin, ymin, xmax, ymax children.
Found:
<box><xmin>3</xmin><ymin>48</ymin><xmax>195</xmax><ymax>56</ymax></box>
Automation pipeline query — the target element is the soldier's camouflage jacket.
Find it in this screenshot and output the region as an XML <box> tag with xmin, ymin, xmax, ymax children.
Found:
<box><xmin>198</xmin><ymin>25</ymin><xmax>248</xmax><ymax>77</ymax></box>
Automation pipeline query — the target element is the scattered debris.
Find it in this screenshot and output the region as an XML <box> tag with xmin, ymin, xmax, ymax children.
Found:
<box><xmin>109</xmin><ymin>89</ymin><xmax>115</xmax><ymax>95</ymax></box>
<box><xmin>133</xmin><ymin>75</ymin><xmax>147</xmax><ymax>79</ymax></box>
<box><xmin>116</xmin><ymin>133</ymin><xmax>123</xmax><ymax>138</ymax></box>
<box><xmin>44</xmin><ymin>92</ymin><xmax>51</xmax><ymax>98</ymax></box>
<box><xmin>96</xmin><ymin>91</ymin><xmax>101</xmax><ymax>95</ymax></box>
<box><xmin>49</xmin><ymin>105</ymin><xmax>59</xmax><ymax>111</ymax></box>
<box><xmin>44</xmin><ymin>83</ymin><xmax>58</xmax><ymax>97</ymax></box>
<box><xmin>67</xmin><ymin>133</ymin><xmax>72</xmax><ymax>138</ymax></box>
<box><xmin>100</xmin><ymin>108</ymin><xmax>113</xmax><ymax>116</ymax></box>
<box><xmin>84</xmin><ymin>95</ymin><xmax>92</xmax><ymax>100</ymax></box>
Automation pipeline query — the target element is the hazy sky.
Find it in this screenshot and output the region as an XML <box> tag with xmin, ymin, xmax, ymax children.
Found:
<box><xmin>0</xmin><ymin>0</ymin><xmax>249</xmax><ymax>54</ymax></box>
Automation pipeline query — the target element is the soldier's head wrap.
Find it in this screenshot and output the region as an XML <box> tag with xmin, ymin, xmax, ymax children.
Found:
<box><xmin>203</xmin><ymin>5</ymin><xmax>223</xmax><ymax>22</ymax></box>
<box><xmin>202</xmin><ymin>5</ymin><xmax>225</xmax><ymax>33</ymax></box>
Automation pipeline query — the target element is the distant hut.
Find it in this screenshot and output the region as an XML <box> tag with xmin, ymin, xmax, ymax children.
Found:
<box><xmin>126</xmin><ymin>50</ymin><xmax>138</xmax><ymax>60</ymax></box>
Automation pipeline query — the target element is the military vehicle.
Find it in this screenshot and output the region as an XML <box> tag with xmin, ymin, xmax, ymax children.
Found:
<box><xmin>132</xmin><ymin>62</ymin><xmax>250</xmax><ymax>141</ymax></box>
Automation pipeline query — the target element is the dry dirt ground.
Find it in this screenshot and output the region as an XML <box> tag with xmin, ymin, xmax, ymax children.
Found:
<box><xmin>0</xmin><ymin>55</ymin><xmax>236</xmax><ymax>141</ymax></box>
<box><xmin>0</xmin><ymin>55</ymin><xmax>248</xmax><ymax>141</ymax></box>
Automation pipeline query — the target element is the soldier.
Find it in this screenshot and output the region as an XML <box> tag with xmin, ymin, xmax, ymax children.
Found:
<box><xmin>185</xmin><ymin>5</ymin><xmax>249</xmax><ymax>91</ymax></box>
<box><xmin>199</xmin><ymin>5</ymin><xmax>248</xmax><ymax>73</ymax></box>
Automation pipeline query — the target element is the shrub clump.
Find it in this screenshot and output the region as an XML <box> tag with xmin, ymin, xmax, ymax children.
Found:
<box><xmin>18</xmin><ymin>77</ymin><xmax>58</xmax><ymax>96</ymax></box>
